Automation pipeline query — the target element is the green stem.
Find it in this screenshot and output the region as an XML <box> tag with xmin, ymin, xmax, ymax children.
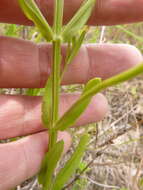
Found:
<box><xmin>49</xmin><ymin>38</ymin><xmax>61</xmax><ymax>150</ymax></box>
<box><xmin>53</xmin><ymin>0</ymin><xmax>64</xmax><ymax>34</ymax></box>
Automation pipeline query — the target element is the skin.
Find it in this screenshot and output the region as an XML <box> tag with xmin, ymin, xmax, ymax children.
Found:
<box><xmin>0</xmin><ymin>0</ymin><xmax>143</xmax><ymax>189</ymax></box>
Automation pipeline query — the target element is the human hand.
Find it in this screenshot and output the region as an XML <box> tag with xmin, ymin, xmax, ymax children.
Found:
<box><xmin>0</xmin><ymin>0</ymin><xmax>143</xmax><ymax>189</ymax></box>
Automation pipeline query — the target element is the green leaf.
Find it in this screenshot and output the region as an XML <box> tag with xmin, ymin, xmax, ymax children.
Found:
<box><xmin>83</xmin><ymin>78</ymin><xmax>102</xmax><ymax>94</ymax></box>
<box><xmin>55</xmin><ymin>63</ymin><xmax>143</xmax><ymax>131</ymax></box>
<box><xmin>61</xmin><ymin>27</ymin><xmax>89</xmax><ymax>81</ymax></box>
<box><xmin>18</xmin><ymin>0</ymin><xmax>53</xmax><ymax>41</ymax></box>
<box><xmin>52</xmin><ymin>134</ymin><xmax>89</xmax><ymax>190</ymax></box>
<box><xmin>42</xmin><ymin>76</ymin><xmax>52</xmax><ymax>128</ymax></box>
<box><xmin>55</xmin><ymin>96</ymin><xmax>91</xmax><ymax>131</ymax></box>
<box><xmin>53</xmin><ymin>0</ymin><xmax>64</xmax><ymax>34</ymax></box>
<box><xmin>55</xmin><ymin>78</ymin><xmax>101</xmax><ymax>131</ymax></box>
<box><xmin>62</xmin><ymin>0</ymin><xmax>96</xmax><ymax>41</ymax></box>
<box><xmin>66</xmin><ymin>27</ymin><xmax>88</xmax><ymax>65</ymax></box>
<box><xmin>38</xmin><ymin>140</ymin><xmax>64</xmax><ymax>189</ymax></box>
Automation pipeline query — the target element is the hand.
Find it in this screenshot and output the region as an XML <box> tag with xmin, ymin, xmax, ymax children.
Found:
<box><xmin>0</xmin><ymin>0</ymin><xmax>143</xmax><ymax>189</ymax></box>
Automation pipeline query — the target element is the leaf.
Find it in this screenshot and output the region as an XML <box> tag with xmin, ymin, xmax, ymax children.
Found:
<box><xmin>83</xmin><ymin>78</ymin><xmax>102</xmax><ymax>94</ymax></box>
<box><xmin>38</xmin><ymin>140</ymin><xmax>64</xmax><ymax>189</ymax></box>
<box><xmin>66</xmin><ymin>27</ymin><xmax>88</xmax><ymax>65</ymax></box>
<box><xmin>55</xmin><ymin>63</ymin><xmax>143</xmax><ymax>131</ymax></box>
<box><xmin>18</xmin><ymin>0</ymin><xmax>53</xmax><ymax>41</ymax></box>
<box><xmin>55</xmin><ymin>78</ymin><xmax>101</xmax><ymax>131</ymax></box>
<box><xmin>62</xmin><ymin>0</ymin><xmax>96</xmax><ymax>41</ymax></box>
<box><xmin>52</xmin><ymin>134</ymin><xmax>89</xmax><ymax>190</ymax></box>
<box><xmin>61</xmin><ymin>27</ymin><xmax>89</xmax><ymax>81</ymax></box>
<box><xmin>42</xmin><ymin>76</ymin><xmax>52</xmax><ymax>128</ymax></box>
<box><xmin>55</xmin><ymin>96</ymin><xmax>91</xmax><ymax>131</ymax></box>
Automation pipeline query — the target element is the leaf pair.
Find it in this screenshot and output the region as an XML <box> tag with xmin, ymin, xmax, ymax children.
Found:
<box><xmin>39</xmin><ymin>134</ymin><xmax>89</xmax><ymax>190</ymax></box>
<box><xmin>18</xmin><ymin>0</ymin><xmax>96</xmax><ymax>41</ymax></box>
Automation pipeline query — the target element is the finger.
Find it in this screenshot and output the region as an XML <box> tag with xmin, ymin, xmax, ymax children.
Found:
<box><xmin>1</xmin><ymin>0</ymin><xmax>143</xmax><ymax>25</ymax></box>
<box><xmin>0</xmin><ymin>131</ymin><xmax>71</xmax><ymax>190</ymax></box>
<box><xmin>0</xmin><ymin>36</ymin><xmax>142</xmax><ymax>88</ymax></box>
<box><xmin>0</xmin><ymin>93</ymin><xmax>108</xmax><ymax>140</ymax></box>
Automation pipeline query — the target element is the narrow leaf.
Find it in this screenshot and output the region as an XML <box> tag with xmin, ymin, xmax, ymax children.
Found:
<box><xmin>66</xmin><ymin>27</ymin><xmax>88</xmax><ymax>65</ymax></box>
<box><xmin>18</xmin><ymin>0</ymin><xmax>53</xmax><ymax>41</ymax></box>
<box><xmin>61</xmin><ymin>27</ymin><xmax>88</xmax><ymax>81</ymax></box>
<box><xmin>55</xmin><ymin>96</ymin><xmax>91</xmax><ymax>131</ymax></box>
<box><xmin>42</xmin><ymin>76</ymin><xmax>52</xmax><ymax>128</ymax></box>
<box><xmin>55</xmin><ymin>78</ymin><xmax>101</xmax><ymax>131</ymax></box>
<box><xmin>62</xmin><ymin>0</ymin><xmax>96</xmax><ymax>41</ymax></box>
<box><xmin>83</xmin><ymin>77</ymin><xmax>102</xmax><ymax>94</ymax></box>
<box><xmin>52</xmin><ymin>135</ymin><xmax>89</xmax><ymax>190</ymax></box>
<box><xmin>55</xmin><ymin>63</ymin><xmax>143</xmax><ymax>131</ymax></box>
<box><xmin>38</xmin><ymin>140</ymin><xmax>64</xmax><ymax>189</ymax></box>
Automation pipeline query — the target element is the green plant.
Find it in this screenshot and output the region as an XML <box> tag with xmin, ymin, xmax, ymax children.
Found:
<box><xmin>18</xmin><ymin>0</ymin><xmax>143</xmax><ymax>190</ymax></box>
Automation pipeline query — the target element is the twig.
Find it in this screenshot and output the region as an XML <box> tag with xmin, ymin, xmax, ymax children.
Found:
<box><xmin>62</xmin><ymin>147</ymin><xmax>107</xmax><ymax>190</ymax></box>
<box><xmin>63</xmin><ymin>120</ymin><xmax>141</xmax><ymax>190</ymax></box>
<box><xmin>132</xmin><ymin>158</ymin><xmax>143</xmax><ymax>190</ymax></box>
<box><xmin>99</xmin><ymin>26</ymin><xmax>106</xmax><ymax>43</ymax></box>
<box><xmin>87</xmin><ymin>176</ymin><xmax>120</xmax><ymax>189</ymax></box>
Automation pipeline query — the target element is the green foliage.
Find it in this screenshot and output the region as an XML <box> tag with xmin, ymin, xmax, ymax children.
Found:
<box><xmin>17</xmin><ymin>0</ymin><xmax>143</xmax><ymax>190</ymax></box>
<box><xmin>52</xmin><ymin>134</ymin><xmax>90</xmax><ymax>190</ymax></box>
<box><xmin>83</xmin><ymin>78</ymin><xmax>102</xmax><ymax>94</ymax></box>
<box><xmin>62</xmin><ymin>0</ymin><xmax>96</xmax><ymax>41</ymax></box>
<box><xmin>18</xmin><ymin>0</ymin><xmax>53</xmax><ymax>41</ymax></box>
<box><xmin>65</xmin><ymin>27</ymin><xmax>88</xmax><ymax>65</ymax></box>
<box><xmin>38</xmin><ymin>140</ymin><xmax>64</xmax><ymax>189</ymax></box>
<box><xmin>55</xmin><ymin>64</ymin><xmax>143</xmax><ymax>131</ymax></box>
<box><xmin>54</xmin><ymin>78</ymin><xmax>102</xmax><ymax>131</ymax></box>
<box><xmin>42</xmin><ymin>77</ymin><xmax>52</xmax><ymax>128</ymax></box>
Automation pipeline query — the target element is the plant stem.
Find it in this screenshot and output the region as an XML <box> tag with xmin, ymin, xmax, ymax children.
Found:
<box><xmin>49</xmin><ymin>38</ymin><xmax>62</xmax><ymax>150</ymax></box>
<box><xmin>53</xmin><ymin>0</ymin><xmax>64</xmax><ymax>34</ymax></box>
